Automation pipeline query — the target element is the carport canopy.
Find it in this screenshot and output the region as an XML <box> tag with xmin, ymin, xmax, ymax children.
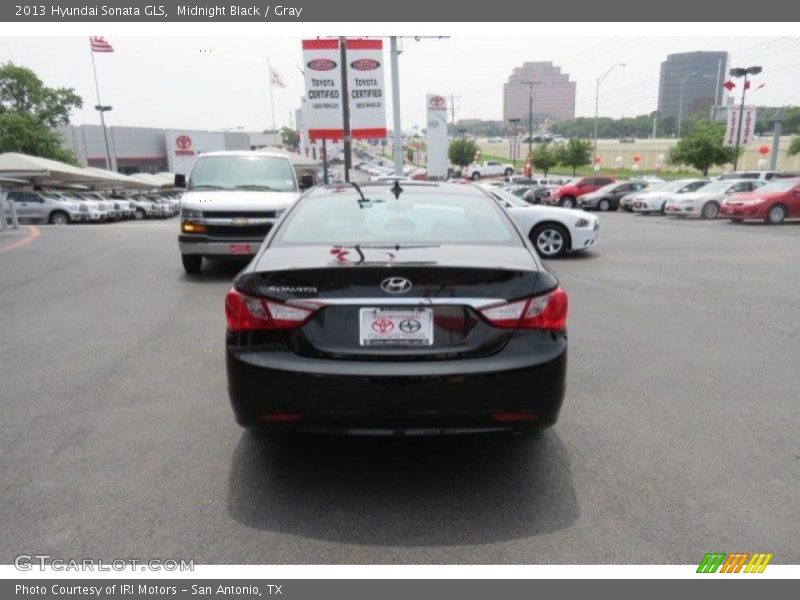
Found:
<box><xmin>0</xmin><ymin>152</ymin><xmax>115</xmax><ymax>187</ymax></box>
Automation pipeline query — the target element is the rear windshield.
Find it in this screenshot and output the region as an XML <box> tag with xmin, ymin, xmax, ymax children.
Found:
<box><xmin>272</xmin><ymin>189</ymin><xmax>522</xmax><ymax>247</ymax></box>
<box><xmin>188</xmin><ymin>155</ymin><xmax>297</xmax><ymax>193</ymax></box>
<box><xmin>757</xmin><ymin>179</ymin><xmax>799</xmax><ymax>193</ymax></box>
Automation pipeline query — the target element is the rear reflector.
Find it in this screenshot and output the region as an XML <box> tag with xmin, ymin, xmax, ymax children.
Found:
<box><xmin>257</xmin><ymin>412</ymin><xmax>303</xmax><ymax>422</ymax></box>
<box><xmin>225</xmin><ymin>288</ymin><xmax>316</xmax><ymax>332</ymax></box>
<box><xmin>479</xmin><ymin>287</ymin><xmax>568</xmax><ymax>331</ymax></box>
<box><xmin>491</xmin><ymin>412</ymin><xmax>537</xmax><ymax>422</ymax></box>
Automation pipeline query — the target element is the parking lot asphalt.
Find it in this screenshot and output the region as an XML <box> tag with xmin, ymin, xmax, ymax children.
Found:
<box><xmin>1</xmin><ymin>214</ymin><xmax>798</xmax><ymax>564</ymax></box>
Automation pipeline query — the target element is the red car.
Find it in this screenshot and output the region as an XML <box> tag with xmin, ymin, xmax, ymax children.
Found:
<box><xmin>543</xmin><ymin>176</ymin><xmax>616</xmax><ymax>208</ymax></box>
<box><xmin>720</xmin><ymin>178</ymin><xmax>800</xmax><ymax>224</ymax></box>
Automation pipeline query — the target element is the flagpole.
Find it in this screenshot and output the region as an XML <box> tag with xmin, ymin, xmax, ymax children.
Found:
<box><xmin>268</xmin><ymin>57</ymin><xmax>277</xmax><ymax>134</ymax></box>
<box><xmin>90</xmin><ymin>43</ymin><xmax>113</xmax><ymax>171</ymax></box>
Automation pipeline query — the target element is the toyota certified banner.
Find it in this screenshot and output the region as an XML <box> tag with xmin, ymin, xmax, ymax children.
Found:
<box><xmin>302</xmin><ymin>39</ymin><xmax>344</xmax><ymax>141</ymax></box>
<box><xmin>346</xmin><ymin>39</ymin><xmax>387</xmax><ymax>139</ymax></box>
<box><xmin>426</xmin><ymin>94</ymin><xmax>449</xmax><ymax>178</ymax></box>
<box><xmin>724</xmin><ymin>106</ymin><xmax>757</xmax><ymax>147</ymax></box>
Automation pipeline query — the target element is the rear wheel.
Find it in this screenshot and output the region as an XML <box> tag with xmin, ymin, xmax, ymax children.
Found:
<box><xmin>701</xmin><ymin>201</ymin><xmax>720</xmax><ymax>220</ymax></box>
<box><xmin>598</xmin><ymin>198</ymin><xmax>610</xmax><ymax>212</ymax></box>
<box><xmin>470</xmin><ymin>172</ymin><xmax>481</xmax><ymax>181</ymax></box>
<box><xmin>49</xmin><ymin>211</ymin><xmax>69</xmax><ymax>225</ymax></box>
<box><xmin>766</xmin><ymin>204</ymin><xmax>786</xmax><ymax>224</ymax></box>
<box><xmin>504</xmin><ymin>168</ymin><xmax>514</xmax><ymax>177</ymax></box>
<box><xmin>181</xmin><ymin>254</ymin><xmax>203</xmax><ymax>274</ymax></box>
<box><xmin>531</xmin><ymin>224</ymin><xmax>569</xmax><ymax>258</ymax></box>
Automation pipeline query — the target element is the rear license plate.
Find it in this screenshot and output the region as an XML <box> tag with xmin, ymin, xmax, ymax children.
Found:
<box><xmin>359</xmin><ymin>308</ymin><xmax>433</xmax><ymax>347</ymax></box>
<box><xmin>229</xmin><ymin>243</ymin><xmax>252</xmax><ymax>254</ymax></box>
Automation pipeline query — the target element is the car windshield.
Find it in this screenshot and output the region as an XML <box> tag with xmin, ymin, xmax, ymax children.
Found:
<box><xmin>272</xmin><ymin>188</ymin><xmax>521</xmax><ymax>247</ymax></box>
<box><xmin>187</xmin><ymin>155</ymin><xmax>297</xmax><ymax>192</ymax></box>
<box><xmin>696</xmin><ymin>180</ymin><xmax>737</xmax><ymax>193</ymax></box>
<box><xmin>594</xmin><ymin>183</ymin><xmax>621</xmax><ymax>195</ymax></box>
<box><xmin>756</xmin><ymin>179</ymin><xmax>799</xmax><ymax>193</ymax></box>
<box><xmin>486</xmin><ymin>186</ymin><xmax>529</xmax><ymax>208</ymax></box>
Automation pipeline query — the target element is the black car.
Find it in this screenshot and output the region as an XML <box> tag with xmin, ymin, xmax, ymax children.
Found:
<box><xmin>225</xmin><ymin>182</ymin><xmax>568</xmax><ymax>435</ymax></box>
<box><xmin>578</xmin><ymin>181</ymin><xmax>651</xmax><ymax>211</ymax></box>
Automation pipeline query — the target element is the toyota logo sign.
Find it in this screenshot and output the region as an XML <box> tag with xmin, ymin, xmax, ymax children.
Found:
<box><xmin>380</xmin><ymin>277</ymin><xmax>412</xmax><ymax>294</ymax></box>
<box><xmin>307</xmin><ymin>59</ymin><xmax>337</xmax><ymax>71</ymax></box>
<box><xmin>429</xmin><ymin>95</ymin><xmax>445</xmax><ymax>108</ymax></box>
<box><xmin>350</xmin><ymin>59</ymin><xmax>380</xmax><ymax>71</ymax></box>
<box><xmin>175</xmin><ymin>135</ymin><xmax>192</xmax><ymax>150</ymax></box>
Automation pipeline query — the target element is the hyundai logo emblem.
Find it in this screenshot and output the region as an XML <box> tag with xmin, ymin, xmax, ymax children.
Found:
<box><xmin>380</xmin><ymin>277</ymin><xmax>412</xmax><ymax>294</ymax></box>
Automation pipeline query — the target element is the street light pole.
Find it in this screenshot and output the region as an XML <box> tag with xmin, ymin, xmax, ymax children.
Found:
<box><xmin>677</xmin><ymin>72</ymin><xmax>695</xmax><ymax>138</ymax></box>
<box><xmin>593</xmin><ymin>63</ymin><xmax>626</xmax><ymax>163</ymax></box>
<box><xmin>389</xmin><ymin>36</ymin><xmax>404</xmax><ymax>177</ymax></box>
<box><xmin>520</xmin><ymin>80</ymin><xmax>540</xmax><ymax>161</ymax></box>
<box><xmin>508</xmin><ymin>118</ymin><xmax>521</xmax><ymax>168</ymax></box>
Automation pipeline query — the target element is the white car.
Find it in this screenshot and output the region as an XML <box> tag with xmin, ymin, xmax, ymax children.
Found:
<box><xmin>665</xmin><ymin>179</ymin><xmax>766</xmax><ymax>219</ymax></box>
<box><xmin>464</xmin><ymin>160</ymin><xmax>515</xmax><ymax>181</ymax></box>
<box><xmin>478</xmin><ymin>184</ymin><xmax>599</xmax><ymax>258</ymax></box>
<box><xmin>632</xmin><ymin>179</ymin><xmax>709</xmax><ymax>215</ymax></box>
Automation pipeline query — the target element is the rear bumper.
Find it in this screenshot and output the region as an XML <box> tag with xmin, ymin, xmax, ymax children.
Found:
<box><xmin>179</xmin><ymin>235</ymin><xmax>262</xmax><ymax>256</ymax></box>
<box><xmin>226</xmin><ymin>331</ymin><xmax>567</xmax><ymax>434</ymax></box>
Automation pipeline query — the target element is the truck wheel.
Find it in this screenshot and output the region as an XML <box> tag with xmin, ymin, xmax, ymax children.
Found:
<box><xmin>504</xmin><ymin>168</ymin><xmax>514</xmax><ymax>177</ymax></box>
<box><xmin>181</xmin><ymin>254</ymin><xmax>202</xmax><ymax>274</ymax></box>
<box><xmin>471</xmin><ymin>172</ymin><xmax>481</xmax><ymax>181</ymax></box>
<box><xmin>49</xmin><ymin>211</ymin><xmax>69</xmax><ymax>225</ymax></box>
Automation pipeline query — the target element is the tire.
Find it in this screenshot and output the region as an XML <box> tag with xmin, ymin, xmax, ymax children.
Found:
<box><xmin>49</xmin><ymin>211</ymin><xmax>69</xmax><ymax>225</ymax></box>
<box><xmin>598</xmin><ymin>198</ymin><xmax>610</xmax><ymax>212</ymax></box>
<box><xmin>765</xmin><ymin>204</ymin><xmax>786</xmax><ymax>225</ymax></box>
<box><xmin>504</xmin><ymin>168</ymin><xmax>514</xmax><ymax>177</ymax></box>
<box><xmin>531</xmin><ymin>223</ymin><xmax>570</xmax><ymax>258</ymax></box>
<box><xmin>134</xmin><ymin>208</ymin><xmax>146</xmax><ymax>220</ymax></box>
<box><xmin>181</xmin><ymin>254</ymin><xmax>203</xmax><ymax>274</ymax></box>
<box><xmin>471</xmin><ymin>172</ymin><xmax>481</xmax><ymax>181</ymax></box>
<box><xmin>701</xmin><ymin>201</ymin><xmax>720</xmax><ymax>220</ymax></box>
<box><xmin>660</xmin><ymin>201</ymin><xmax>668</xmax><ymax>215</ymax></box>
<box><xmin>560</xmin><ymin>196</ymin><xmax>576</xmax><ymax>209</ymax></box>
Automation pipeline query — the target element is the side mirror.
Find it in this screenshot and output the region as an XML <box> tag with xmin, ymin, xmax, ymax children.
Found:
<box><xmin>300</xmin><ymin>174</ymin><xmax>315</xmax><ymax>190</ymax></box>
<box><xmin>174</xmin><ymin>174</ymin><xmax>186</xmax><ymax>188</ymax></box>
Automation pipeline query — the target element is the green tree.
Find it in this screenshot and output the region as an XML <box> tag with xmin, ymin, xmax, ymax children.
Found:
<box><xmin>667</xmin><ymin>119</ymin><xmax>740</xmax><ymax>176</ymax></box>
<box><xmin>788</xmin><ymin>136</ymin><xmax>800</xmax><ymax>157</ymax></box>
<box><xmin>448</xmin><ymin>138</ymin><xmax>478</xmax><ymax>168</ymax></box>
<box><xmin>531</xmin><ymin>143</ymin><xmax>558</xmax><ymax>177</ymax></box>
<box><xmin>556</xmin><ymin>139</ymin><xmax>592</xmax><ymax>175</ymax></box>
<box><xmin>280</xmin><ymin>126</ymin><xmax>299</xmax><ymax>151</ymax></box>
<box><xmin>406</xmin><ymin>147</ymin><xmax>415</xmax><ymax>164</ymax></box>
<box><xmin>0</xmin><ymin>61</ymin><xmax>82</xmax><ymax>162</ymax></box>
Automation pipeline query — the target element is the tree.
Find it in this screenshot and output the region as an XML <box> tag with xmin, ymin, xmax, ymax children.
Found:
<box><xmin>667</xmin><ymin>119</ymin><xmax>740</xmax><ymax>176</ymax></box>
<box><xmin>448</xmin><ymin>138</ymin><xmax>478</xmax><ymax>168</ymax></box>
<box><xmin>531</xmin><ymin>143</ymin><xmax>558</xmax><ymax>177</ymax></box>
<box><xmin>406</xmin><ymin>148</ymin><xmax>415</xmax><ymax>164</ymax></box>
<box><xmin>0</xmin><ymin>61</ymin><xmax>82</xmax><ymax>162</ymax></box>
<box><xmin>280</xmin><ymin>126</ymin><xmax>299</xmax><ymax>151</ymax></box>
<box><xmin>556</xmin><ymin>139</ymin><xmax>592</xmax><ymax>176</ymax></box>
<box><xmin>788</xmin><ymin>136</ymin><xmax>800</xmax><ymax>157</ymax></box>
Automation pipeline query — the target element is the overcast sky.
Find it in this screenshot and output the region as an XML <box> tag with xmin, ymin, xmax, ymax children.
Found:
<box><xmin>2</xmin><ymin>36</ymin><xmax>799</xmax><ymax>133</ymax></box>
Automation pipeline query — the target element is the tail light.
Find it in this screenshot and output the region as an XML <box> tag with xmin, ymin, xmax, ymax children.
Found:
<box><xmin>479</xmin><ymin>287</ymin><xmax>568</xmax><ymax>331</ymax></box>
<box><xmin>225</xmin><ymin>288</ymin><xmax>316</xmax><ymax>332</ymax></box>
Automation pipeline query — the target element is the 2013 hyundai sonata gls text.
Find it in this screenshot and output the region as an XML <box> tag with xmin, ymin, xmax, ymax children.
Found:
<box><xmin>225</xmin><ymin>182</ymin><xmax>568</xmax><ymax>435</ymax></box>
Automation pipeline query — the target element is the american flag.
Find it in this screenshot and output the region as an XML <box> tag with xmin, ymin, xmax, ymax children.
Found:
<box><xmin>270</xmin><ymin>67</ymin><xmax>286</xmax><ymax>89</ymax></box>
<box><xmin>89</xmin><ymin>37</ymin><xmax>114</xmax><ymax>53</ymax></box>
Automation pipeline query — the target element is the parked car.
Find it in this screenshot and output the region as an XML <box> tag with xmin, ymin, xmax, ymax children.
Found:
<box><xmin>720</xmin><ymin>178</ymin><xmax>800</xmax><ymax>224</ymax></box>
<box><xmin>578</xmin><ymin>181</ymin><xmax>651</xmax><ymax>211</ymax></box>
<box><xmin>524</xmin><ymin>185</ymin><xmax>561</xmax><ymax>205</ymax></box>
<box><xmin>177</xmin><ymin>150</ymin><xmax>310</xmax><ymax>274</ymax></box>
<box><xmin>53</xmin><ymin>191</ymin><xmax>108</xmax><ymax>222</ymax></box>
<box><xmin>543</xmin><ymin>176</ymin><xmax>616</xmax><ymax>208</ymax></box>
<box><xmin>665</xmin><ymin>179</ymin><xmax>766</xmax><ymax>219</ymax></box>
<box><xmin>719</xmin><ymin>170</ymin><xmax>799</xmax><ymax>182</ymax></box>
<box><xmin>631</xmin><ymin>179</ymin><xmax>709</xmax><ymax>214</ymax></box>
<box><xmin>6</xmin><ymin>191</ymin><xmax>83</xmax><ymax>225</ymax></box>
<box><xmin>463</xmin><ymin>160</ymin><xmax>515</xmax><ymax>180</ymax></box>
<box><xmin>225</xmin><ymin>181</ymin><xmax>568</xmax><ymax>434</ymax></box>
<box><xmin>479</xmin><ymin>185</ymin><xmax>599</xmax><ymax>258</ymax></box>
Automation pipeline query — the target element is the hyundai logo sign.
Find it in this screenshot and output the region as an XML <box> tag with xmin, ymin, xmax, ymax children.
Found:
<box><xmin>380</xmin><ymin>277</ymin><xmax>412</xmax><ymax>294</ymax></box>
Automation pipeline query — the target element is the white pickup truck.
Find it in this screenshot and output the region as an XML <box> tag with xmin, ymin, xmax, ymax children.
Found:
<box><xmin>176</xmin><ymin>150</ymin><xmax>314</xmax><ymax>274</ymax></box>
<box><xmin>463</xmin><ymin>160</ymin><xmax>515</xmax><ymax>181</ymax></box>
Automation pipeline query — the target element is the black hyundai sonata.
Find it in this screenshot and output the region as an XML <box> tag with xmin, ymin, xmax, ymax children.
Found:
<box><xmin>225</xmin><ymin>181</ymin><xmax>568</xmax><ymax>435</ymax></box>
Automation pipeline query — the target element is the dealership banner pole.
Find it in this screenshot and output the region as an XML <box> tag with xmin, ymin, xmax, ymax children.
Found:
<box><xmin>339</xmin><ymin>37</ymin><xmax>352</xmax><ymax>182</ymax></box>
<box><xmin>267</xmin><ymin>57</ymin><xmax>277</xmax><ymax>133</ymax></box>
<box><xmin>390</xmin><ymin>36</ymin><xmax>403</xmax><ymax>177</ymax></box>
<box><xmin>89</xmin><ymin>49</ymin><xmax>114</xmax><ymax>171</ymax></box>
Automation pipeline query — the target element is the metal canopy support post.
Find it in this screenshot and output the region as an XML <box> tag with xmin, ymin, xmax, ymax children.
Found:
<box><xmin>339</xmin><ymin>37</ymin><xmax>352</xmax><ymax>182</ymax></box>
